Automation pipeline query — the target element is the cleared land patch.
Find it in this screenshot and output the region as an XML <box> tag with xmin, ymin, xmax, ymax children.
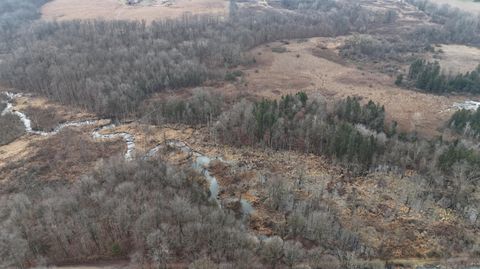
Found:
<box><xmin>430</xmin><ymin>44</ymin><xmax>480</xmax><ymax>74</ymax></box>
<box><xmin>41</xmin><ymin>0</ymin><xmax>228</xmax><ymax>22</ymax></box>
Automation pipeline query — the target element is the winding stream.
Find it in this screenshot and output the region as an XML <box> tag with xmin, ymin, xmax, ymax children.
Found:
<box><xmin>1</xmin><ymin>92</ymin><xmax>253</xmax><ymax>214</ymax></box>
<box><xmin>1</xmin><ymin>92</ymin><xmax>136</xmax><ymax>160</ymax></box>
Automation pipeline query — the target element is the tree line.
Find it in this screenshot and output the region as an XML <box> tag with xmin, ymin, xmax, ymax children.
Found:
<box><xmin>212</xmin><ymin>92</ymin><xmax>480</xmax><ymax>207</ymax></box>
<box><xmin>145</xmin><ymin>90</ymin><xmax>479</xmax><ymax>179</ymax></box>
<box><xmin>407</xmin><ymin>59</ymin><xmax>480</xmax><ymax>94</ymax></box>
<box><xmin>215</xmin><ymin>93</ymin><xmax>389</xmax><ymax>172</ymax></box>
<box><xmin>407</xmin><ymin>0</ymin><xmax>480</xmax><ymax>45</ymax></box>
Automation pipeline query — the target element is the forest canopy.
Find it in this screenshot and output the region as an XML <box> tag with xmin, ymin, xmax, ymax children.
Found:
<box><xmin>0</xmin><ymin>0</ymin><xmax>394</xmax><ymax>118</ymax></box>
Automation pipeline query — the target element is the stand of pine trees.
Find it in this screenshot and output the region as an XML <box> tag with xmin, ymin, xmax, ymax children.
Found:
<box><xmin>450</xmin><ymin>108</ymin><xmax>480</xmax><ymax>138</ymax></box>
<box><xmin>408</xmin><ymin>59</ymin><xmax>480</xmax><ymax>94</ymax></box>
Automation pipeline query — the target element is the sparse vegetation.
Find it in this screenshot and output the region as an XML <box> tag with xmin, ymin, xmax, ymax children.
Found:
<box><xmin>23</xmin><ymin>106</ymin><xmax>63</xmax><ymax>132</ymax></box>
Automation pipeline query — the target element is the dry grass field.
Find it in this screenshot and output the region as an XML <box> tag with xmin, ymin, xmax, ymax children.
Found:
<box><xmin>41</xmin><ymin>0</ymin><xmax>228</xmax><ymax>22</ymax></box>
<box><xmin>230</xmin><ymin>37</ymin><xmax>475</xmax><ymax>137</ymax></box>
<box><xmin>430</xmin><ymin>0</ymin><xmax>480</xmax><ymax>13</ymax></box>
<box><xmin>431</xmin><ymin>44</ymin><xmax>480</xmax><ymax>74</ymax></box>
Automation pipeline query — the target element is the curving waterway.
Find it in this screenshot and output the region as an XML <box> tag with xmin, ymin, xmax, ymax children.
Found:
<box><xmin>1</xmin><ymin>92</ymin><xmax>253</xmax><ymax>214</ymax></box>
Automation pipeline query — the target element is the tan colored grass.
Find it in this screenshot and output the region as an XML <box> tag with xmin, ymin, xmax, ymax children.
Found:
<box><xmin>41</xmin><ymin>0</ymin><xmax>228</xmax><ymax>22</ymax></box>
<box><xmin>431</xmin><ymin>44</ymin><xmax>480</xmax><ymax>74</ymax></box>
<box><xmin>232</xmin><ymin>37</ymin><xmax>476</xmax><ymax>138</ymax></box>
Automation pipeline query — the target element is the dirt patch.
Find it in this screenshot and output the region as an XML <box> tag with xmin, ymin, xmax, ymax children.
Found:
<box><xmin>234</xmin><ymin>37</ymin><xmax>476</xmax><ymax>138</ymax></box>
<box><xmin>41</xmin><ymin>0</ymin><xmax>228</xmax><ymax>22</ymax></box>
<box><xmin>0</xmin><ymin>136</ymin><xmax>42</xmax><ymax>169</ymax></box>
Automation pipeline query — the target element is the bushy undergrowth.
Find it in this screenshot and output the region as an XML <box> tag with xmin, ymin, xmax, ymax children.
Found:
<box><xmin>0</xmin><ymin>113</ymin><xmax>25</xmax><ymax>145</ymax></box>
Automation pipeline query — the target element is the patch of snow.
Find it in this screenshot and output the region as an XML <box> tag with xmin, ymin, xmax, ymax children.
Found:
<box><xmin>453</xmin><ymin>100</ymin><xmax>480</xmax><ymax>111</ymax></box>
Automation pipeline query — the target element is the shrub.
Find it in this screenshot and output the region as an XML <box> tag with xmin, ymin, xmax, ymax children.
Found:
<box><xmin>24</xmin><ymin>106</ymin><xmax>64</xmax><ymax>132</ymax></box>
<box><xmin>395</xmin><ymin>74</ymin><xmax>403</xmax><ymax>86</ymax></box>
<box><xmin>0</xmin><ymin>113</ymin><xmax>25</xmax><ymax>146</ymax></box>
<box><xmin>272</xmin><ymin>46</ymin><xmax>288</xmax><ymax>53</ymax></box>
<box><xmin>225</xmin><ymin>70</ymin><xmax>244</xmax><ymax>81</ymax></box>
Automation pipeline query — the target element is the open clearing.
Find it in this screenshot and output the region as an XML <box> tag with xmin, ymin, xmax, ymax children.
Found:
<box><xmin>430</xmin><ymin>0</ymin><xmax>480</xmax><ymax>13</ymax></box>
<box><xmin>432</xmin><ymin>44</ymin><xmax>480</xmax><ymax>74</ymax></box>
<box><xmin>41</xmin><ymin>0</ymin><xmax>227</xmax><ymax>22</ymax></box>
<box><xmin>233</xmin><ymin>37</ymin><xmax>478</xmax><ymax>137</ymax></box>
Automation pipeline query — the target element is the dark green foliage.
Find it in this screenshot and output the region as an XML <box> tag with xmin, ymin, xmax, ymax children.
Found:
<box><xmin>449</xmin><ymin>108</ymin><xmax>480</xmax><ymax>138</ymax></box>
<box><xmin>408</xmin><ymin>59</ymin><xmax>480</xmax><ymax>94</ymax></box>
<box><xmin>271</xmin><ymin>46</ymin><xmax>287</xmax><ymax>53</ymax></box>
<box><xmin>225</xmin><ymin>70</ymin><xmax>243</xmax><ymax>81</ymax></box>
<box><xmin>335</xmin><ymin>97</ymin><xmax>386</xmax><ymax>133</ymax></box>
<box><xmin>218</xmin><ymin>93</ymin><xmax>379</xmax><ymax>169</ymax></box>
<box><xmin>329</xmin><ymin>122</ymin><xmax>377</xmax><ymax>167</ymax></box>
<box><xmin>111</xmin><ymin>243</ymin><xmax>122</xmax><ymax>256</ymax></box>
<box><xmin>395</xmin><ymin>74</ymin><xmax>403</xmax><ymax>86</ymax></box>
<box><xmin>296</xmin><ymin>91</ymin><xmax>308</xmax><ymax>106</ymax></box>
<box><xmin>438</xmin><ymin>143</ymin><xmax>480</xmax><ymax>172</ymax></box>
<box><xmin>218</xmin><ymin>94</ymin><xmax>480</xmax><ymax>178</ymax></box>
<box><xmin>253</xmin><ymin>98</ymin><xmax>278</xmax><ymax>141</ymax></box>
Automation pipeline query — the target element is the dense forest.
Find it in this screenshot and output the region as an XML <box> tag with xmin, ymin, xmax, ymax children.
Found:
<box><xmin>0</xmin><ymin>0</ymin><xmax>49</xmax><ymax>52</ymax></box>
<box><xmin>0</xmin><ymin>0</ymin><xmax>399</xmax><ymax>118</ymax></box>
<box><xmin>406</xmin><ymin>0</ymin><xmax>480</xmax><ymax>45</ymax></box>
<box><xmin>0</xmin><ymin>155</ymin><xmax>375</xmax><ymax>268</ymax></box>
<box><xmin>407</xmin><ymin>59</ymin><xmax>480</xmax><ymax>94</ymax></box>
